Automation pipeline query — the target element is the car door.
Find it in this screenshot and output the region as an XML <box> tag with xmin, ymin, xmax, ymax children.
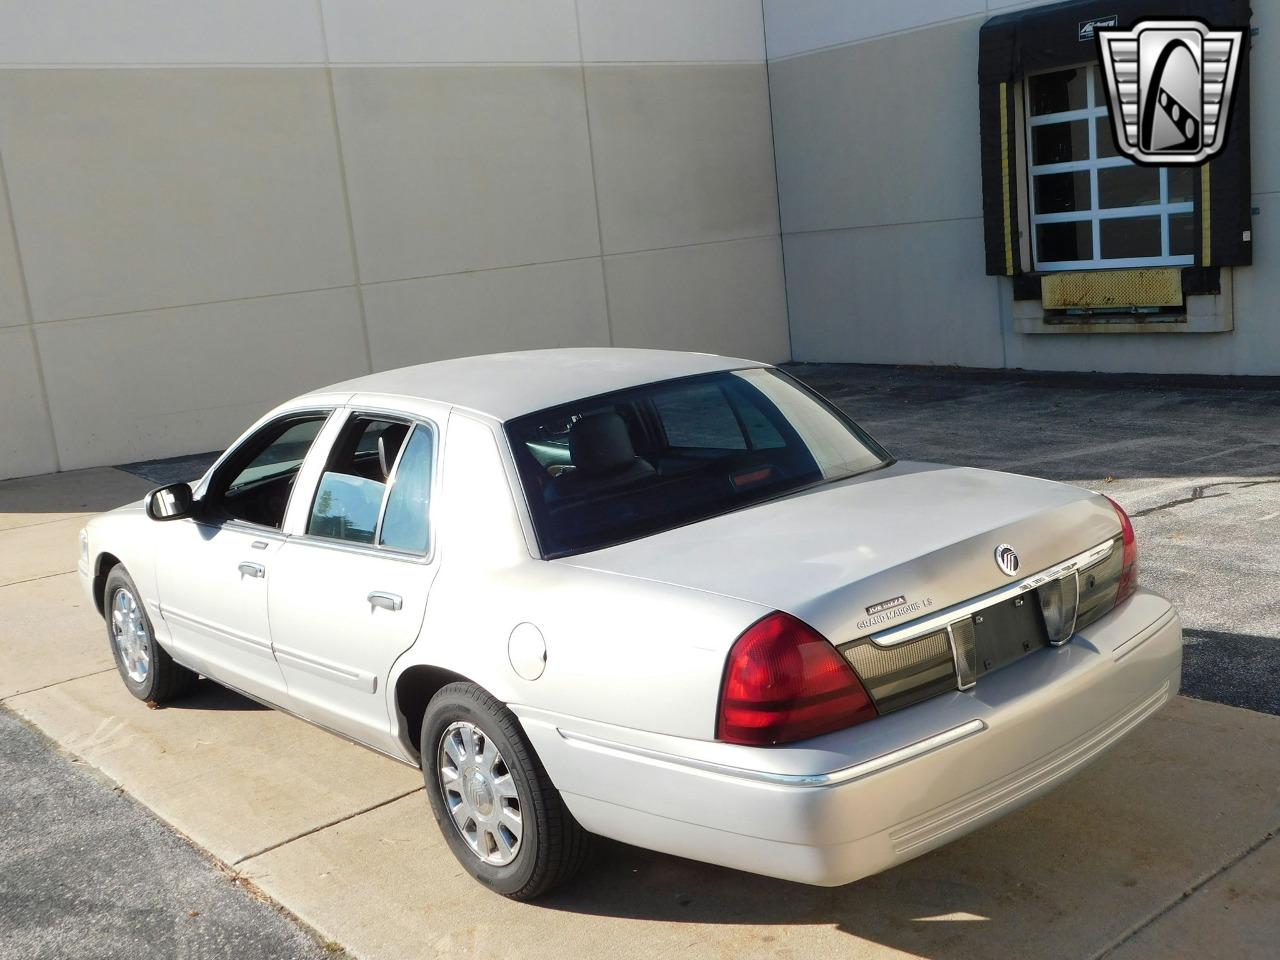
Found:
<box><xmin>153</xmin><ymin>411</ymin><xmax>332</xmax><ymax>703</ymax></box>
<box><xmin>267</xmin><ymin>410</ymin><xmax>441</xmax><ymax>751</ymax></box>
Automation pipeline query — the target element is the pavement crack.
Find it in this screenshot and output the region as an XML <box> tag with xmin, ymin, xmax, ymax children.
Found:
<box><xmin>1091</xmin><ymin>826</ymin><xmax>1280</xmax><ymax>959</ymax></box>
<box><xmin>0</xmin><ymin>568</ymin><xmax>78</xmax><ymax>589</ymax></box>
<box><xmin>1130</xmin><ymin>478</ymin><xmax>1280</xmax><ymax>518</ymax></box>
<box><xmin>232</xmin><ymin>786</ymin><xmax>424</xmax><ymax>866</ymax></box>
<box><xmin>1</xmin><ymin>668</ymin><xmax>115</xmax><ymax>702</ymax></box>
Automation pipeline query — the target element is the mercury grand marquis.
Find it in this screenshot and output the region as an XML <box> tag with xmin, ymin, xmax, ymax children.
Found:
<box><xmin>79</xmin><ymin>348</ymin><xmax>1181</xmax><ymax>899</ymax></box>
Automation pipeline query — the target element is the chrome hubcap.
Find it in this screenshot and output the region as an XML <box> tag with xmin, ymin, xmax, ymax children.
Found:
<box><xmin>110</xmin><ymin>587</ymin><xmax>150</xmax><ymax>684</ymax></box>
<box><xmin>437</xmin><ymin>721</ymin><xmax>522</xmax><ymax>866</ymax></box>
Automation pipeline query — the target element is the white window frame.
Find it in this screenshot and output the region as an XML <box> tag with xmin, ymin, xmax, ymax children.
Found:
<box><xmin>1026</xmin><ymin>63</ymin><xmax>1195</xmax><ymax>272</ymax></box>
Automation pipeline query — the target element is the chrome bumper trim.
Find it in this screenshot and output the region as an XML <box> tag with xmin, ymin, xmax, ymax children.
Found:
<box><xmin>866</xmin><ymin>538</ymin><xmax>1117</xmax><ymax>649</ymax></box>
<box><xmin>556</xmin><ymin>718</ymin><xmax>988</xmax><ymax>788</ymax></box>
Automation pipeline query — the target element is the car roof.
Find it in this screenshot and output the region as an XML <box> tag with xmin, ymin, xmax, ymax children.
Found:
<box><xmin>309</xmin><ymin>347</ymin><xmax>769</xmax><ymax>422</ymax></box>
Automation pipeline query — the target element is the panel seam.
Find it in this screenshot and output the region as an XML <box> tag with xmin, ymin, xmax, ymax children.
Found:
<box><xmin>316</xmin><ymin>0</ymin><xmax>374</xmax><ymax>374</ymax></box>
<box><xmin>0</xmin><ymin>137</ymin><xmax>62</xmax><ymax>471</ymax></box>
<box><xmin>574</xmin><ymin>0</ymin><xmax>615</xmax><ymax>346</ymax></box>
<box><xmin>761</xmin><ymin>0</ymin><xmax>794</xmax><ymax>361</ymax></box>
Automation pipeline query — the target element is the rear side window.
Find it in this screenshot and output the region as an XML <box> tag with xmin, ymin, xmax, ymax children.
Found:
<box><xmin>506</xmin><ymin>369</ymin><xmax>891</xmax><ymax>558</ymax></box>
<box><xmin>306</xmin><ymin>415</ymin><xmax>435</xmax><ymax>555</ymax></box>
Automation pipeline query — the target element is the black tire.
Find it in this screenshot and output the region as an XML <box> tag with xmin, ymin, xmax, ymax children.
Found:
<box><xmin>422</xmin><ymin>681</ymin><xmax>592</xmax><ymax>900</ymax></box>
<box><xmin>102</xmin><ymin>564</ymin><xmax>196</xmax><ymax>704</ymax></box>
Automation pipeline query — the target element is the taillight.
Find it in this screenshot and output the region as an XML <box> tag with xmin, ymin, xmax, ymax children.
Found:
<box><xmin>717</xmin><ymin>611</ymin><xmax>877</xmax><ymax>746</ymax></box>
<box><xmin>1103</xmin><ymin>495</ymin><xmax>1138</xmax><ymax>604</ymax></box>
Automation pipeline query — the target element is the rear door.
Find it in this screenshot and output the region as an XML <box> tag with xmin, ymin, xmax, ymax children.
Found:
<box><xmin>267</xmin><ymin>410</ymin><xmax>441</xmax><ymax>751</ymax></box>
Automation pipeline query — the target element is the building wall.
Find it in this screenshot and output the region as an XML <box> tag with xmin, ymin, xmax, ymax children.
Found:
<box><xmin>0</xmin><ymin>0</ymin><xmax>788</xmax><ymax>480</ymax></box>
<box><xmin>765</xmin><ymin>0</ymin><xmax>1280</xmax><ymax>376</ymax></box>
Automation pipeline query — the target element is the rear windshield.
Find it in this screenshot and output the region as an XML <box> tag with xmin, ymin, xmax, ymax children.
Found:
<box><xmin>505</xmin><ymin>368</ymin><xmax>892</xmax><ymax>558</ymax></box>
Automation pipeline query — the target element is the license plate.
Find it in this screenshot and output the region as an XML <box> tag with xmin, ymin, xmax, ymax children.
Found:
<box><xmin>973</xmin><ymin>593</ymin><xmax>1048</xmax><ymax>676</ymax></box>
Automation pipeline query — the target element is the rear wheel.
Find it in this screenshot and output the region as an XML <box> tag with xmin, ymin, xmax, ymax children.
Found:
<box><xmin>422</xmin><ymin>682</ymin><xmax>591</xmax><ymax>900</ymax></box>
<box><xmin>103</xmin><ymin>565</ymin><xmax>196</xmax><ymax>704</ymax></box>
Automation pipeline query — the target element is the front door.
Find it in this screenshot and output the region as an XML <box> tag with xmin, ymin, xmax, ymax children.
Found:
<box><xmin>268</xmin><ymin>414</ymin><xmax>439</xmax><ymax>751</ymax></box>
<box><xmin>154</xmin><ymin>412</ymin><xmax>330</xmax><ymax>703</ymax></box>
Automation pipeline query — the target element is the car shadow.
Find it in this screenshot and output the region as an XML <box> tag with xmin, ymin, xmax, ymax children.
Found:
<box><xmin>533</xmin><ymin>831</ymin><xmax>1089</xmax><ymax>958</ymax></box>
<box><xmin>523</xmin><ymin>695</ymin><xmax>1274</xmax><ymax>959</ymax></box>
<box><xmin>159</xmin><ymin>679</ymin><xmax>269</xmax><ymax>712</ymax></box>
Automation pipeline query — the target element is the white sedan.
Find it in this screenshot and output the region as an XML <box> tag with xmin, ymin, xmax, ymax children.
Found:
<box><xmin>79</xmin><ymin>348</ymin><xmax>1181</xmax><ymax>899</ymax></box>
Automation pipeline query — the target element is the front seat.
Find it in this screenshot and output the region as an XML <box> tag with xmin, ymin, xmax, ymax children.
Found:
<box><xmin>547</xmin><ymin>412</ymin><xmax>654</xmax><ymax>500</ymax></box>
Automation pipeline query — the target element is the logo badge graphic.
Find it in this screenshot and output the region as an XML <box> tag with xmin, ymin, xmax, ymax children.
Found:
<box><xmin>865</xmin><ymin>595</ymin><xmax>906</xmax><ymax>616</ymax></box>
<box><xmin>1079</xmin><ymin>15</ymin><xmax>1118</xmax><ymax>43</ymax></box>
<box><xmin>994</xmin><ymin>544</ymin><xmax>1020</xmax><ymax>577</ymax></box>
<box><xmin>1097</xmin><ymin>19</ymin><xmax>1244</xmax><ymax>165</ymax></box>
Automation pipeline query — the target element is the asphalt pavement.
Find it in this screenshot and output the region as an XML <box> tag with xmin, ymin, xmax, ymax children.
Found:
<box><xmin>0</xmin><ymin>706</ymin><xmax>332</xmax><ymax>960</ymax></box>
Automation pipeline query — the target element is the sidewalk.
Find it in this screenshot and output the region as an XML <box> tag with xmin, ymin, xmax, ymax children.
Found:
<box><xmin>2</xmin><ymin>365</ymin><xmax>1279</xmax><ymax>959</ymax></box>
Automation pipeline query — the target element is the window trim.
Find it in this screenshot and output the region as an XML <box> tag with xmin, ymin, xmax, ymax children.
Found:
<box><xmin>1025</xmin><ymin>63</ymin><xmax>1196</xmax><ymax>272</ymax></box>
<box><xmin>200</xmin><ymin>409</ymin><xmax>336</xmax><ymax>534</ymax></box>
<box><xmin>293</xmin><ymin>408</ymin><xmax>440</xmax><ymax>564</ymax></box>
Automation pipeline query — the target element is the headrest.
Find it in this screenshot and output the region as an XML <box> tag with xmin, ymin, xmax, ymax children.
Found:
<box><xmin>378</xmin><ymin>434</ymin><xmax>392</xmax><ymax>479</ymax></box>
<box><xmin>569</xmin><ymin>413</ymin><xmax>639</xmax><ymax>476</ymax></box>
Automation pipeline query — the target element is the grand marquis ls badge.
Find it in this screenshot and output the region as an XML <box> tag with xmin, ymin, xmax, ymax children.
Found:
<box><xmin>1096</xmin><ymin>19</ymin><xmax>1244</xmax><ymax>166</ymax></box>
<box><xmin>994</xmin><ymin>544</ymin><xmax>1020</xmax><ymax>577</ymax></box>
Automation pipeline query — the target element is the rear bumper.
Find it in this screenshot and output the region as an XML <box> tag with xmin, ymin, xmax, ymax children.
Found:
<box><xmin>515</xmin><ymin>589</ymin><xmax>1181</xmax><ymax>886</ymax></box>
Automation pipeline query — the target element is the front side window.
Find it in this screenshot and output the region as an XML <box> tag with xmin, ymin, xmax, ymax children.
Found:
<box><xmin>211</xmin><ymin>415</ymin><xmax>328</xmax><ymax>529</ymax></box>
<box><xmin>507</xmin><ymin>369</ymin><xmax>892</xmax><ymax>558</ymax></box>
<box><xmin>1027</xmin><ymin>64</ymin><xmax>1195</xmax><ymax>270</ymax></box>
<box><xmin>306</xmin><ymin>414</ymin><xmax>434</xmax><ymax>556</ymax></box>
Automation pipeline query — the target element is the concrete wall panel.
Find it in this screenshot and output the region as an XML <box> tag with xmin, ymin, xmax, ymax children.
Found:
<box><xmin>0</xmin><ymin>168</ymin><xmax>25</xmax><ymax>328</ymax></box>
<box><xmin>362</xmin><ymin>259</ymin><xmax>610</xmax><ymax>370</ymax></box>
<box><xmin>763</xmin><ymin>0</ymin><xmax>985</xmax><ymax>59</ymax></box>
<box><xmin>605</xmin><ymin>237</ymin><xmax>790</xmax><ymax>362</ymax></box>
<box><xmin>320</xmin><ymin>0</ymin><xmax>580</xmax><ymax>64</ymax></box>
<box><xmin>333</xmin><ymin>66</ymin><xmax>600</xmax><ymax>284</ymax></box>
<box><xmin>578</xmin><ymin>0</ymin><xmax>765</xmax><ymax>63</ymax></box>
<box><xmin>0</xmin><ymin>327</ymin><xmax>57</xmax><ymax>478</ymax></box>
<box><xmin>0</xmin><ymin>3</ymin><xmax>787</xmax><ymax>480</ymax></box>
<box><xmin>0</xmin><ymin>68</ymin><xmax>354</xmax><ymax>322</ymax></box>
<box><xmin>35</xmin><ymin>289</ymin><xmax>368</xmax><ymax>470</ymax></box>
<box><xmin>0</xmin><ymin>0</ymin><xmax>326</xmax><ymax>65</ymax></box>
<box><xmin>785</xmin><ymin>218</ymin><xmax>1003</xmax><ymax>367</ymax></box>
<box><xmin>586</xmin><ymin>63</ymin><xmax>779</xmax><ymax>254</ymax></box>
<box><xmin>769</xmin><ymin>18</ymin><xmax>983</xmax><ymax>235</ymax></box>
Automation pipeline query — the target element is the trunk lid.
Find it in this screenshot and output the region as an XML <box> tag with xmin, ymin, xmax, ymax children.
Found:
<box><xmin>559</xmin><ymin>461</ymin><xmax>1119</xmax><ymax>644</ymax></box>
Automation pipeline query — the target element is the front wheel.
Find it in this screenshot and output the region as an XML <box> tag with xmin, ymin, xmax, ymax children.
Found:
<box><xmin>102</xmin><ymin>565</ymin><xmax>196</xmax><ymax>704</ymax></box>
<box><xmin>422</xmin><ymin>682</ymin><xmax>592</xmax><ymax>900</ymax></box>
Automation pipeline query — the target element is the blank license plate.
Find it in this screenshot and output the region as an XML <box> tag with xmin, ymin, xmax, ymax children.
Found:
<box><xmin>974</xmin><ymin>593</ymin><xmax>1048</xmax><ymax>676</ymax></box>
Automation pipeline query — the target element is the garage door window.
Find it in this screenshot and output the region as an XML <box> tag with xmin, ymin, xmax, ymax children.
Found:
<box><xmin>1027</xmin><ymin>64</ymin><xmax>1195</xmax><ymax>270</ymax></box>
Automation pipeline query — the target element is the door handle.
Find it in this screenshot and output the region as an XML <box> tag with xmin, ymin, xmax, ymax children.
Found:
<box><xmin>368</xmin><ymin>591</ymin><xmax>403</xmax><ymax>612</ymax></box>
<box><xmin>238</xmin><ymin>562</ymin><xmax>266</xmax><ymax>579</ymax></box>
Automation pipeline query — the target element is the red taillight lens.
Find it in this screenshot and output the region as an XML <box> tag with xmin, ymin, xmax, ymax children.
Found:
<box><xmin>717</xmin><ymin>611</ymin><xmax>877</xmax><ymax>746</ymax></box>
<box><xmin>1104</xmin><ymin>495</ymin><xmax>1138</xmax><ymax>604</ymax></box>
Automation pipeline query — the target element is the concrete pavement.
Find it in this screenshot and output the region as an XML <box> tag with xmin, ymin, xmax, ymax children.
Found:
<box><xmin>2</xmin><ymin>366</ymin><xmax>1279</xmax><ymax>959</ymax></box>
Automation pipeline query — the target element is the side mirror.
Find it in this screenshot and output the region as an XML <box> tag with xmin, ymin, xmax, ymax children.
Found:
<box><xmin>144</xmin><ymin>482</ymin><xmax>195</xmax><ymax>521</ymax></box>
